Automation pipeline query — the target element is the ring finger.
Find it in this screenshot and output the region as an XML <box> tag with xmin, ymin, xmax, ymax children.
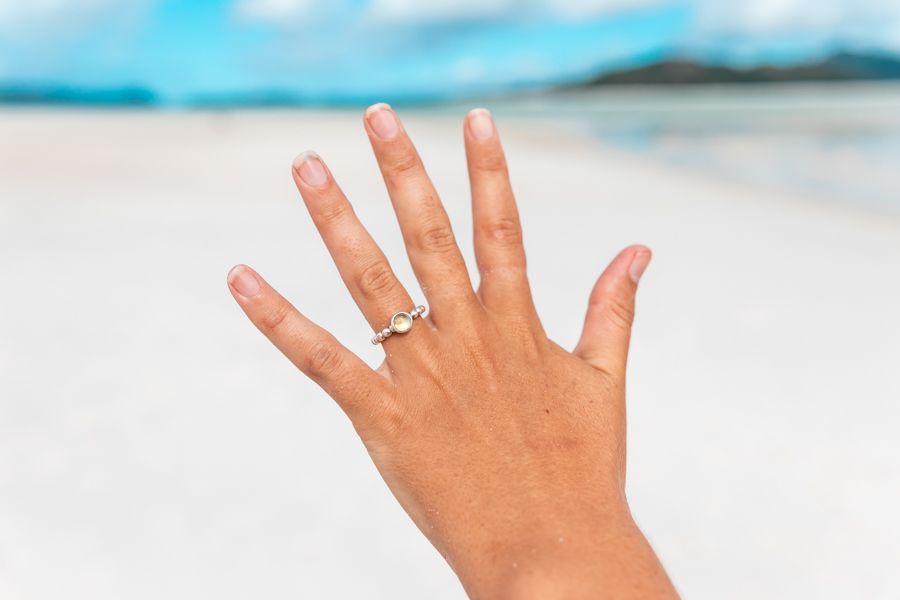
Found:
<box><xmin>291</xmin><ymin>151</ymin><xmax>431</xmax><ymax>351</ymax></box>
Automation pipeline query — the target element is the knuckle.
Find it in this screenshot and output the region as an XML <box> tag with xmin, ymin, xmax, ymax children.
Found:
<box><xmin>480</xmin><ymin>217</ymin><xmax>521</xmax><ymax>245</ymax></box>
<box><xmin>374</xmin><ymin>399</ymin><xmax>416</xmax><ymax>439</ymax></box>
<box><xmin>316</xmin><ymin>200</ymin><xmax>351</xmax><ymax>227</ymax></box>
<box><xmin>260</xmin><ymin>301</ymin><xmax>292</xmax><ymax>333</ymax></box>
<box><xmin>417</xmin><ymin>223</ymin><xmax>458</xmax><ymax>254</ymax></box>
<box><xmin>306</xmin><ymin>340</ymin><xmax>344</xmax><ymax>378</ymax></box>
<box><xmin>358</xmin><ymin>261</ymin><xmax>399</xmax><ymax>297</ymax></box>
<box><xmin>603</xmin><ymin>295</ymin><xmax>635</xmax><ymax>330</ymax></box>
<box><xmin>419</xmin><ymin>193</ymin><xmax>441</xmax><ymax>211</ymax></box>
<box><xmin>384</xmin><ymin>153</ymin><xmax>421</xmax><ymax>183</ymax></box>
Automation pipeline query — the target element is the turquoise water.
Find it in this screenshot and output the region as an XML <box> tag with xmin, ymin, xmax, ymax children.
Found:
<box><xmin>482</xmin><ymin>82</ymin><xmax>900</xmax><ymax>215</ymax></box>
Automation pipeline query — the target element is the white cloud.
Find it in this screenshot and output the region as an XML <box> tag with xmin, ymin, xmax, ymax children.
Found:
<box><xmin>234</xmin><ymin>0</ymin><xmax>315</xmax><ymax>22</ymax></box>
<box><xmin>547</xmin><ymin>0</ymin><xmax>671</xmax><ymax>19</ymax></box>
<box><xmin>228</xmin><ymin>0</ymin><xmax>900</xmax><ymax>60</ymax></box>
<box><xmin>694</xmin><ymin>0</ymin><xmax>900</xmax><ymax>36</ymax></box>
<box><xmin>234</xmin><ymin>0</ymin><xmax>670</xmax><ymax>24</ymax></box>
<box><xmin>232</xmin><ymin>0</ymin><xmax>900</xmax><ymax>43</ymax></box>
<box><xmin>0</xmin><ymin>0</ymin><xmax>154</xmax><ymax>81</ymax></box>
<box><xmin>0</xmin><ymin>0</ymin><xmax>154</xmax><ymax>44</ymax></box>
<box><xmin>366</xmin><ymin>0</ymin><xmax>515</xmax><ymax>23</ymax></box>
<box><xmin>683</xmin><ymin>0</ymin><xmax>900</xmax><ymax>56</ymax></box>
<box><xmin>0</xmin><ymin>0</ymin><xmax>115</xmax><ymax>30</ymax></box>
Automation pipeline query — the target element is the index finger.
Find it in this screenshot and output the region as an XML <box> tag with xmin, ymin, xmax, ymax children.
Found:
<box><xmin>227</xmin><ymin>264</ymin><xmax>390</xmax><ymax>416</ymax></box>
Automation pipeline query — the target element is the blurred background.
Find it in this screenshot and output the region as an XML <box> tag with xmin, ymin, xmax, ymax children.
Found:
<box><xmin>2</xmin><ymin>1</ymin><xmax>899</xmax><ymax>599</ymax></box>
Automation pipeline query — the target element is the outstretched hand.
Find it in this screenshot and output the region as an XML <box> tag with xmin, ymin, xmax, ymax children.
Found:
<box><xmin>228</xmin><ymin>105</ymin><xmax>677</xmax><ymax>599</ymax></box>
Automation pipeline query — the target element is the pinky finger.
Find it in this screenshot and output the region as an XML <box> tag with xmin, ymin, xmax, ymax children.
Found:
<box><xmin>227</xmin><ymin>264</ymin><xmax>388</xmax><ymax>415</ymax></box>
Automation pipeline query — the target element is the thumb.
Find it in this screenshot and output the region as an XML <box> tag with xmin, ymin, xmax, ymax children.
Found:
<box><xmin>574</xmin><ymin>245</ymin><xmax>652</xmax><ymax>374</ymax></box>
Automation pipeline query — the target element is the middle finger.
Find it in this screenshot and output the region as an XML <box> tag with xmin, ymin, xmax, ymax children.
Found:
<box><xmin>364</xmin><ymin>103</ymin><xmax>480</xmax><ymax>326</ymax></box>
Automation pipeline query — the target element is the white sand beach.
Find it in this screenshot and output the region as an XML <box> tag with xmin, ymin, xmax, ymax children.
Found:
<box><xmin>1</xmin><ymin>99</ymin><xmax>899</xmax><ymax>599</ymax></box>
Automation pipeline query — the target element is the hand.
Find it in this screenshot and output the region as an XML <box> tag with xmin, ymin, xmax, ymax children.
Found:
<box><xmin>227</xmin><ymin>105</ymin><xmax>678</xmax><ymax>599</ymax></box>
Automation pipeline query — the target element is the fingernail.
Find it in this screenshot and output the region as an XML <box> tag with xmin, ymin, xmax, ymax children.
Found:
<box><xmin>468</xmin><ymin>108</ymin><xmax>495</xmax><ymax>140</ymax></box>
<box><xmin>293</xmin><ymin>151</ymin><xmax>329</xmax><ymax>188</ymax></box>
<box><xmin>629</xmin><ymin>251</ymin><xmax>651</xmax><ymax>284</ymax></box>
<box><xmin>228</xmin><ymin>265</ymin><xmax>261</xmax><ymax>298</ymax></box>
<box><xmin>366</xmin><ymin>103</ymin><xmax>399</xmax><ymax>140</ymax></box>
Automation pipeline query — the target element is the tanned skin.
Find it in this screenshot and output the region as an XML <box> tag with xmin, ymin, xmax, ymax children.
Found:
<box><xmin>227</xmin><ymin>105</ymin><xmax>679</xmax><ymax>599</ymax></box>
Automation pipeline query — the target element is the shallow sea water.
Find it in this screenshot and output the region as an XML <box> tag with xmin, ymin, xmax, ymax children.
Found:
<box><xmin>481</xmin><ymin>82</ymin><xmax>900</xmax><ymax>215</ymax></box>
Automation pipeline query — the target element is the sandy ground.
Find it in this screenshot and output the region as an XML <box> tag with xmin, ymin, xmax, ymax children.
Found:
<box><xmin>1</xmin><ymin>108</ymin><xmax>899</xmax><ymax>599</ymax></box>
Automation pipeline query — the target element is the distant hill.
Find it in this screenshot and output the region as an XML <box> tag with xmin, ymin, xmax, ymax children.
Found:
<box><xmin>0</xmin><ymin>85</ymin><xmax>156</xmax><ymax>105</ymax></box>
<box><xmin>589</xmin><ymin>52</ymin><xmax>900</xmax><ymax>86</ymax></box>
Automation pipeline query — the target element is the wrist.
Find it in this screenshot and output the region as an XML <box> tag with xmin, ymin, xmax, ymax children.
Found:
<box><xmin>455</xmin><ymin>508</ymin><xmax>672</xmax><ymax>600</ymax></box>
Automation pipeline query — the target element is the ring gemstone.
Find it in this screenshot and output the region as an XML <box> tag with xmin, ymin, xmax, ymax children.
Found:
<box><xmin>390</xmin><ymin>312</ymin><xmax>413</xmax><ymax>333</ymax></box>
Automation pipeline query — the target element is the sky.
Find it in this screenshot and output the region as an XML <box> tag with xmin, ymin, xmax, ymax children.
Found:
<box><xmin>1</xmin><ymin>0</ymin><xmax>899</xmax><ymax>104</ymax></box>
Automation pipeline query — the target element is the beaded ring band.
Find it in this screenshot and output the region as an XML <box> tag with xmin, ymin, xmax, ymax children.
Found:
<box><xmin>371</xmin><ymin>305</ymin><xmax>427</xmax><ymax>345</ymax></box>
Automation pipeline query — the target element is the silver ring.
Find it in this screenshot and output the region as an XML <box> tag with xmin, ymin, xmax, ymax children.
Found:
<box><xmin>372</xmin><ymin>305</ymin><xmax>427</xmax><ymax>345</ymax></box>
